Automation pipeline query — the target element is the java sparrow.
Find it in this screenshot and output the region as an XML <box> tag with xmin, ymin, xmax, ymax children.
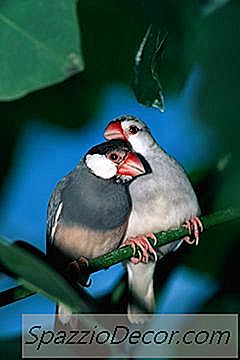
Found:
<box><xmin>46</xmin><ymin>139</ymin><xmax>146</xmax><ymax>324</ymax></box>
<box><xmin>104</xmin><ymin>115</ymin><xmax>203</xmax><ymax>323</ymax></box>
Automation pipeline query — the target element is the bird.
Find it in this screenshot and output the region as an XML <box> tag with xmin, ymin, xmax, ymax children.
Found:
<box><xmin>46</xmin><ymin>139</ymin><xmax>146</xmax><ymax>325</ymax></box>
<box><xmin>104</xmin><ymin>115</ymin><xmax>203</xmax><ymax>323</ymax></box>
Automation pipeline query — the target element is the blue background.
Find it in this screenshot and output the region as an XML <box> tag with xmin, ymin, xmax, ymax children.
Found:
<box><xmin>0</xmin><ymin>70</ymin><xmax>218</xmax><ymax>338</ymax></box>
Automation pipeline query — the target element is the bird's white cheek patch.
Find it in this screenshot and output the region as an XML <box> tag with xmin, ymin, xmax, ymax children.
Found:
<box><xmin>129</xmin><ymin>134</ymin><xmax>150</xmax><ymax>155</ymax></box>
<box><xmin>85</xmin><ymin>154</ymin><xmax>117</xmax><ymax>179</ymax></box>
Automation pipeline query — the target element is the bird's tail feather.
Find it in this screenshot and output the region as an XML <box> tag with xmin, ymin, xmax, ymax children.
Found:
<box><xmin>55</xmin><ymin>304</ymin><xmax>78</xmax><ymax>330</ymax></box>
<box><xmin>127</xmin><ymin>261</ymin><xmax>156</xmax><ymax>324</ymax></box>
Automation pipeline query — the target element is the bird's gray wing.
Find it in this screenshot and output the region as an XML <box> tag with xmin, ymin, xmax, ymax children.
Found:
<box><xmin>46</xmin><ymin>175</ymin><xmax>69</xmax><ymax>254</ymax></box>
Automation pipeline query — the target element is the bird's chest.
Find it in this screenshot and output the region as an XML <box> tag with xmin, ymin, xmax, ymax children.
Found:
<box><xmin>61</xmin><ymin>179</ymin><xmax>131</xmax><ymax>231</ymax></box>
<box><xmin>124</xmin><ymin>173</ymin><xmax>198</xmax><ymax>238</ymax></box>
<box><xmin>54</xmin><ymin>223</ymin><xmax>126</xmax><ymax>259</ymax></box>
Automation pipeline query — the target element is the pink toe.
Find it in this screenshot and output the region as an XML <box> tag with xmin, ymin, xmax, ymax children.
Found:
<box><xmin>146</xmin><ymin>232</ymin><xmax>157</xmax><ymax>246</ymax></box>
<box><xmin>183</xmin><ymin>216</ymin><xmax>203</xmax><ymax>246</ymax></box>
<box><xmin>196</xmin><ymin>217</ymin><xmax>204</xmax><ymax>232</ymax></box>
<box><xmin>130</xmin><ymin>257</ymin><xmax>141</xmax><ymax>264</ymax></box>
<box><xmin>183</xmin><ymin>236</ymin><xmax>195</xmax><ymax>245</ymax></box>
<box><xmin>123</xmin><ymin>233</ymin><xmax>159</xmax><ymax>264</ymax></box>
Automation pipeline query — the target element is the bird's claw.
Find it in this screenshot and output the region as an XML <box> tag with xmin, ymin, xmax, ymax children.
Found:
<box><xmin>122</xmin><ymin>232</ymin><xmax>157</xmax><ymax>264</ymax></box>
<box><xmin>183</xmin><ymin>216</ymin><xmax>203</xmax><ymax>246</ymax></box>
<box><xmin>66</xmin><ymin>256</ymin><xmax>91</xmax><ymax>287</ymax></box>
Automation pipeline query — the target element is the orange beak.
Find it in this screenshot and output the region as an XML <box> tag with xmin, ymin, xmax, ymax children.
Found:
<box><xmin>104</xmin><ymin>120</ymin><xmax>127</xmax><ymax>141</ymax></box>
<box><xmin>117</xmin><ymin>152</ymin><xmax>145</xmax><ymax>177</ymax></box>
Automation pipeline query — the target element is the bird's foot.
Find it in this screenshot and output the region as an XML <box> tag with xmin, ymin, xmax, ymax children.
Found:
<box><xmin>183</xmin><ymin>216</ymin><xmax>203</xmax><ymax>245</ymax></box>
<box><xmin>66</xmin><ymin>256</ymin><xmax>92</xmax><ymax>287</ymax></box>
<box><xmin>122</xmin><ymin>233</ymin><xmax>157</xmax><ymax>264</ymax></box>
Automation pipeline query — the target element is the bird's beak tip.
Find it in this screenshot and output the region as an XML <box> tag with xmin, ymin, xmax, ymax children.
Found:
<box><xmin>117</xmin><ymin>152</ymin><xmax>145</xmax><ymax>177</ymax></box>
<box><xmin>104</xmin><ymin>120</ymin><xmax>126</xmax><ymax>141</ymax></box>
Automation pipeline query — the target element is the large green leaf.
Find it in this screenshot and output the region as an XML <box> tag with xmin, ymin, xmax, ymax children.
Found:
<box><xmin>133</xmin><ymin>0</ymin><xmax>233</xmax><ymax>110</ymax></box>
<box><xmin>133</xmin><ymin>26</ymin><xmax>167</xmax><ymax>112</ymax></box>
<box><xmin>0</xmin><ymin>0</ymin><xmax>84</xmax><ymax>100</ymax></box>
<box><xmin>0</xmin><ymin>236</ymin><xmax>88</xmax><ymax>312</ymax></box>
<box><xmin>133</xmin><ymin>0</ymin><xmax>206</xmax><ymax>109</ymax></box>
<box><xmin>0</xmin><ymin>337</ymin><xmax>21</xmax><ymax>360</ymax></box>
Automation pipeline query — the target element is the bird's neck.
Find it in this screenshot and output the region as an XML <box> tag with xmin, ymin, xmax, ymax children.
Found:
<box><xmin>130</xmin><ymin>134</ymin><xmax>158</xmax><ymax>157</ymax></box>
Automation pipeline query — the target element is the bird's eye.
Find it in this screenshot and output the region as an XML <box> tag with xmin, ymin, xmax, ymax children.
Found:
<box><xmin>129</xmin><ymin>125</ymin><xmax>140</xmax><ymax>134</ymax></box>
<box><xmin>109</xmin><ymin>152</ymin><xmax>119</xmax><ymax>162</ymax></box>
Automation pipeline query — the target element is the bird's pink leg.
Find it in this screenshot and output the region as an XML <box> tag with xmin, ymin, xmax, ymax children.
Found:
<box><xmin>122</xmin><ymin>232</ymin><xmax>157</xmax><ymax>264</ymax></box>
<box><xmin>183</xmin><ymin>216</ymin><xmax>203</xmax><ymax>245</ymax></box>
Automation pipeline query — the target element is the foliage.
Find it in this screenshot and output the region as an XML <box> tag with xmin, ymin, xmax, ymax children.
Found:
<box><xmin>0</xmin><ymin>0</ymin><xmax>84</xmax><ymax>100</ymax></box>
<box><xmin>0</xmin><ymin>236</ymin><xmax>89</xmax><ymax>312</ymax></box>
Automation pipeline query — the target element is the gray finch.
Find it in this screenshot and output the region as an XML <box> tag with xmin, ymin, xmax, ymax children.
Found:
<box><xmin>105</xmin><ymin>115</ymin><xmax>201</xmax><ymax>323</ymax></box>
<box><xmin>46</xmin><ymin>139</ymin><xmax>146</xmax><ymax>325</ymax></box>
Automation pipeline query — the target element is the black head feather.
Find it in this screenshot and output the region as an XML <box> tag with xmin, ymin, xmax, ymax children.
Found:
<box><xmin>86</xmin><ymin>139</ymin><xmax>132</xmax><ymax>157</ymax></box>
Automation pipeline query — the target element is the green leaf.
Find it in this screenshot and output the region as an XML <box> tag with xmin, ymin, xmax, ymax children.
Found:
<box><xmin>0</xmin><ymin>236</ymin><xmax>87</xmax><ymax>312</ymax></box>
<box><xmin>0</xmin><ymin>1</ymin><xmax>146</xmax><ymax>129</ymax></box>
<box><xmin>0</xmin><ymin>337</ymin><xmax>21</xmax><ymax>360</ymax></box>
<box><xmin>0</xmin><ymin>0</ymin><xmax>84</xmax><ymax>100</ymax></box>
<box><xmin>199</xmin><ymin>0</ymin><xmax>231</xmax><ymax>17</ymax></box>
<box><xmin>133</xmin><ymin>25</ymin><xmax>167</xmax><ymax>112</ymax></box>
<box><xmin>133</xmin><ymin>0</ymin><xmax>205</xmax><ymax>109</ymax></box>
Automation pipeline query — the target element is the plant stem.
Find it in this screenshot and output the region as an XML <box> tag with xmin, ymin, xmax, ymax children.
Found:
<box><xmin>87</xmin><ymin>208</ymin><xmax>240</xmax><ymax>272</ymax></box>
<box><xmin>0</xmin><ymin>208</ymin><xmax>239</xmax><ymax>307</ymax></box>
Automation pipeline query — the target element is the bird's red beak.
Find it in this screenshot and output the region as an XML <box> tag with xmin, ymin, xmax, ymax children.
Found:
<box><xmin>104</xmin><ymin>120</ymin><xmax>127</xmax><ymax>141</ymax></box>
<box><xmin>117</xmin><ymin>152</ymin><xmax>145</xmax><ymax>177</ymax></box>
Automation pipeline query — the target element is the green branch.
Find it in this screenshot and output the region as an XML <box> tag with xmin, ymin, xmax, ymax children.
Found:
<box><xmin>86</xmin><ymin>208</ymin><xmax>240</xmax><ymax>272</ymax></box>
<box><xmin>0</xmin><ymin>208</ymin><xmax>239</xmax><ymax>308</ymax></box>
